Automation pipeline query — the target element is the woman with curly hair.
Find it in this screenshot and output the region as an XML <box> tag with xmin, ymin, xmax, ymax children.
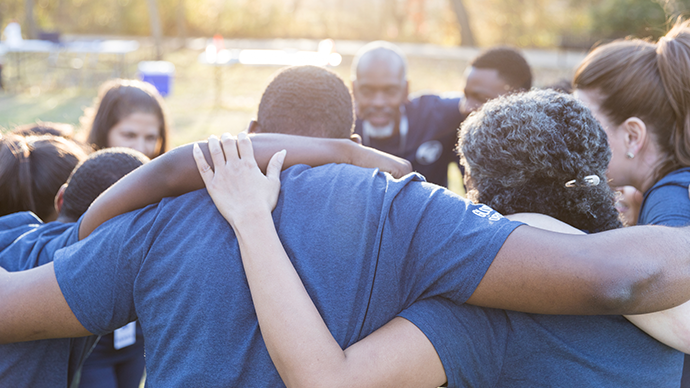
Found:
<box><xmin>573</xmin><ymin>20</ymin><xmax>690</xmax><ymax>385</ymax></box>
<box><xmin>195</xmin><ymin>88</ymin><xmax>689</xmax><ymax>387</ymax></box>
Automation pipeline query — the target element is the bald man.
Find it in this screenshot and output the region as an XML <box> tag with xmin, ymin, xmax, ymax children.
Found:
<box><xmin>351</xmin><ymin>42</ymin><xmax>531</xmax><ymax>187</ymax></box>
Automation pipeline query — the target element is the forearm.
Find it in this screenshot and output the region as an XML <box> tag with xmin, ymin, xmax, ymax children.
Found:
<box><xmin>233</xmin><ymin>211</ymin><xmax>348</xmax><ymax>388</ymax></box>
<box><xmin>468</xmin><ymin>224</ymin><xmax>690</xmax><ymax>315</ymax></box>
<box><xmin>625</xmin><ymin>300</ymin><xmax>690</xmax><ymax>353</ymax></box>
<box><xmin>249</xmin><ymin>133</ymin><xmax>411</xmax><ymax>178</ymax></box>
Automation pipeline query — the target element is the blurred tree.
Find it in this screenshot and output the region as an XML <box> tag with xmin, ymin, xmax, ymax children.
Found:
<box><xmin>146</xmin><ymin>0</ymin><xmax>163</xmax><ymax>59</ymax></box>
<box><xmin>24</xmin><ymin>0</ymin><xmax>36</xmax><ymax>38</ymax></box>
<box><xmin>448</xmin><ymin>0</ymin><xmax>475</xmax><ymax>46</ymax></box>
<box><xmin>587</xmin><ymin>0</ymin><xmax>668</xmax><ymax>40</ymax></box>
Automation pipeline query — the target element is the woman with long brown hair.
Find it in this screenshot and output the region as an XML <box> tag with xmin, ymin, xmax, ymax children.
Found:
<box><xmin>573</xmin><ymin>20</ymin><xmax>690</xmax><ymax>386</ymax></box>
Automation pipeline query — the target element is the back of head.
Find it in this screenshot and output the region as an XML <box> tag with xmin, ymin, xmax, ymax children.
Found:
<box><xmin>470</xmin><ymin>46</ymin><xmax>532</xmax><ymax>91</ymax></box>
<box><xmin>458</xmin><ymin>89</ymin><xmax>622</xmax><ymax>232</ymax></box>
<box><xmin>350</xmin><ymin>41</ymin><xmax>408</xmax><ymax>81</ymax></box>
<box><xmin>257</xmin><ymin>65</ymin><xmax>354</xmax><ymax>138</ymax></box>
<box><xmin>573</xmin><ymin>20</ymin><xmax>690</xmax><ymax>181</ymax></box>
<box><xmin>85</xmin><ymin>79</ymin><xmax>169</xmax><ymax>155</ymax></box>
<box><xmin>60</xmin><ymin>148</ymin><xmax>149</xmax><ymax>221</ymax></box>
<box><xmin>12</xmin><ymin>121</ymin><xmax>76</xmax><ymax>139</ymax></box>
<box><xmin>0</xmin><ymin>133</ymin><xmax>88</xmax><ymax>221</ymax></box>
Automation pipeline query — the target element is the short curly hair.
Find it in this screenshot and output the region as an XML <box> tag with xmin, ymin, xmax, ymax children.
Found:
<box><xmin>470</xmin><ymin>47</ymin><xmax>532</xmax><ymax>91</ymax></box>
<box><xmin>258</xmin><ymin>65</ymin><xmax>354</xmax><ymax>139</ymax></box>
<box><xmin>458</xmin><ymin>89</ymin><xmax>622</xmax><ymax>232</ymax></box>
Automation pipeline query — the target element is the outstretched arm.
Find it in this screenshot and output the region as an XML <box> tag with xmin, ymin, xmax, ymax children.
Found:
<box><xmin>507</xmin><ymin>213</ymin><xmax>690</xmax><ymax>353</ymax></box>
<box><xmin>194</xmin><ymin>134</ymin><xmax>446</xmax><ymax>388</ymax></box>
<box><xmin>79</xmin><ymin>132</ymin><xmax>412</xmax><ymax>239</ymax></box>
<box><xmin>468</xmin><ymin>219</ymin><xmax>690</xmax><ymax>316</ymax></box>
<box><xmin>0</xmin><ymin>262</ymin><xmax>91</xmax><ymax>343</ymax></box>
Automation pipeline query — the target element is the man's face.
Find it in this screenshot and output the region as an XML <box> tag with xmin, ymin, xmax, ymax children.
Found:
<box><xmin>353</xmin><ymin>60</ymin><xmax>408</xmax><ymax>128</ymax></box>
<box><xmin>460</xmin><ymin>67</ymin><xmax>511</xmax><ymax>116</ymax></box>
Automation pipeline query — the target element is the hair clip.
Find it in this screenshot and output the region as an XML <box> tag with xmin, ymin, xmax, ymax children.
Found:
<box><xmin>565</xmin><ymin>175</ymin><xmax>601</xmax><ymax>188</ymax></box>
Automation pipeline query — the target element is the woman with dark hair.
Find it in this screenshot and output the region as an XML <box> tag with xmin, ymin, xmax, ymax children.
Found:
<box><xmin>198</xmin><ymin>89</ymin><xmax>690</xmax><ymax>387</ymax></box>
<box><xmin>83</xmin><ymin>79</ymin><xmax>169</xmax><ymax>159</ymax></box>
<box><xmin>79</xmin><ymin>78</ymin><xmax>169</xmax><ymax>388</ymax></box>
<box><xmin>0</xmin><ymin>133</ymin><xmax>88</xmax><ymax>222</ymax></box>
<box><xmin>573</xmin><ymin>20</ymin><xmax>690</xmax><ymax>385</ymax></box>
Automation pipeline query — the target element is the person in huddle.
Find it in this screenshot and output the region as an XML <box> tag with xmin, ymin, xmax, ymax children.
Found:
<box><xmin>0</xmin><ymin>133</ymin><xmax>88</xmax><ymax>222</ymax></box>
<box><xmin>573</xmin><ymin>19</ymin><xmax>690</xmax><ymax>386</ymax></box>
<box><xmin>0</xmin><ymin>146</ymin><xmax>148</xmax><ymax>388</ymax></box>
<box><xmin>211</xmin><ymin>89</ymin><xmax>688</xmax><ymax>387</ymax></box>
<box><xmin>83</xmin><ymin>79</ymin><xmax>169</xmax><ymax>159</ymax></box>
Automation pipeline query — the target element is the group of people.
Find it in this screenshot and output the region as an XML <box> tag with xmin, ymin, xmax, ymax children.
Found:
<box><xmin>2</xmin><ymin>19</ymin><xmax>690</xmax><ymax>388</ymax></box>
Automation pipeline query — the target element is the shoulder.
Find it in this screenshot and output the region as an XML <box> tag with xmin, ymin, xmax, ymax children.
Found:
<box><xmin>639</xmin><ymin>168</ymin><xmax>690</xmax><ymax>226</ymax></box>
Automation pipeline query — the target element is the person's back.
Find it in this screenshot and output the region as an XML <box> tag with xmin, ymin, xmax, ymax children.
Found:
<box><xmin>398</xmin><ymin>89</ymin><xmax>681</xmax><ymax>387</ymax></box>
<box><xmin>52</xmin><ymin>162</ymin><xmax>516</xmax><ymax>387</ymax></box>
<box><xmin>0</xmin><ymin>147</ymin><xmax>148</xmax><ymax>388</ymax></box>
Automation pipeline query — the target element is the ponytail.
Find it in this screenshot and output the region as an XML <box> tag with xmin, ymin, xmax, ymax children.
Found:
<box><xmin>656</xmin><ymin>20</ymin><xmax>690</xmax><ymax>171</ymax></box>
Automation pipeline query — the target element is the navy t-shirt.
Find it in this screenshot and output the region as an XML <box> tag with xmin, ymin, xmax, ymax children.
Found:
<box><xmin>0</xmin><ymin>212</ymin><xmax>98</xmax><ymax>388</ymax></box>
<box><xmin>400</xmin><ymin>298</ymin><xmax>682</xmax><ymax>387</ymax></box>
<box><xmin>637</xmin><ymin>167</ymin><xmax>690</xmax><ymax>387</ymax></box>
<box><xmin>354</xmin><ymin>94</ymin><xmax>465</xmax><ymax>187</ymax></box>
<box><xmin>53</xmin><ymin>164</ymin><xmax>520</xmax><ymax>387</ymax></box>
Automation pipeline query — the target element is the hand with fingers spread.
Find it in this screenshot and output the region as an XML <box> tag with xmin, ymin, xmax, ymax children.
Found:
<box><xmin>193</xmin><ymin>132</ymin><xmax>286</xmax><ymax>232</ymax></box>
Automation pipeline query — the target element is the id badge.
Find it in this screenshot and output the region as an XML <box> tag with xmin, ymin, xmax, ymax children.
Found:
<box><xmin>114</xmin><ymin>321</ymin><xmax>137</xmax><ymax>350</ymax></box>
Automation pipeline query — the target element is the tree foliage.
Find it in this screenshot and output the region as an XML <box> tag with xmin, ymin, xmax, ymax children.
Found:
<box><xmin>3</xmin><ymin>0</ymin><xmax>690</xmax><ymax>48</ymax></box>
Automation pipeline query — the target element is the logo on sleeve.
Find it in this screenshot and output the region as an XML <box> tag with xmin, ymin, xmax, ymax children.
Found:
<box><xmin>415</xmin><ymin>140</ymin><xmax>443</xmax><ymax>165</ymax></box>
<box><xmin>472</xmin><ymin>205</ymin><xmax>503</xmax><ymax>222</ymax></box>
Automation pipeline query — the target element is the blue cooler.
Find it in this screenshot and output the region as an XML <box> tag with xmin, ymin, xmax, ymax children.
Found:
<box><xmin>138</xmin><ymin>61</ymin><xmax>175</xmax><ymax>97</ymax></box>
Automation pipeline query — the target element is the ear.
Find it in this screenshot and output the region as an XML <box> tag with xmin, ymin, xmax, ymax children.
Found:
<box><xmin>248</xmin><ymin>120</ymin><xmax>261</xmax><ymax>134</ymax></box>
<box><xmin>621</xmin><ymin>117</ymin><xmax>647</xmax><ymax>155</ymax></box>
<box><xmin>54</xmin><ymin>184</ymin><xmax>67</xmax><ymax>215</ymax></box>
<box><xmin>350</xmin><ymin>133</ymin><xmax>362</xmax><ymax>145</ymax></box>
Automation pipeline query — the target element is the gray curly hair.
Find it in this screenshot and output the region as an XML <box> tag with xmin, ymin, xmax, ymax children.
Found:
<box><xmin>457</xmin><ymin>89</ymin><xmax>622</xmax><ymax>232</ymax></box>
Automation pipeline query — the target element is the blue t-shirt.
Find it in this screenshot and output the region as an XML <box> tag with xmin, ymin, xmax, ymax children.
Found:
<box><xmin>53</xmin><ymin>164</ymin><xmax>520</xmax><ymax>387</ymax></box>
<box><xmin>638</xmin><ymin>167</ymin><xmax>690</xmax><ymax>227</ymax></box>
<box><xmin>354</xmin><ymin>94</ymin><xmax>465</xmax><ymax>187</ymax></box>
<box><xmin>637</xmin><ymin>167</ymin><xmax>690</xmax><ymax>387</ymax></box>
<box><xmin>400</xmin><ymin>298</ymin><xmax>682</xmax><ymax>387</ymax></box>
<box><xmin>0</xmin><ymin>212</ymin><xmax>98</xmax><ymax>388</ymax></box>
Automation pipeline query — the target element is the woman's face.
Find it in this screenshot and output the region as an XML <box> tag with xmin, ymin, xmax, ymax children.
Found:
<box><xmin>574</xmin><ymin>89</ymin><xmax>629</xmax><ymax>187</ymax></box>
<box><xmin>107</xmin><ymin>112</ymin><xmax>162</xmax><ymax>158</ymax></box>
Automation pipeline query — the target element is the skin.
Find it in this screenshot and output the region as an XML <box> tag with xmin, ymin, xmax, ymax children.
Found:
<box><xmin>352</xmin><ymin>52</ymin><xmax>408</xmax><ymax>129</ymax></box>
<box><xmin>4</xmin><ymin>134</ymin><xmax>690</xmax><ymax>385</ymax></box>
<box><xmin>459</xmin><ymin>67</ymin><xmax>511</xmax><ymax>116</ymax></box>
<box><xmin>615</xmin><ymin>185</ymin><xmax>644</xmax><ymax>226</ymax></box>
<box><xmin>195</xmin><ymin>137</ymin><xmax>690</xmax><ymax>388</ymax></box>
<box><xmin>107</xmin><ymin>112</ymin><xmax>162</xmax><ymax>159</ymax></box>
<box><xmin>574</xmin><ymin>89</ymin><xmax>665</xmax><ymax>193</ymax></box>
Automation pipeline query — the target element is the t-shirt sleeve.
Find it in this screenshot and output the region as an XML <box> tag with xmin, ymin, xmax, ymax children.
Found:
<box><xmin>383</xmin><ymin>181</ymin><xmax>523</xmax><ymax>305</ymax></box>
<box><xmin>53</xmin><ymin>208</ymin><xmax>157</xmax><ymax>335</ymax></box>
<box><xmin>639</xmin><ymin>183</ymin><xmax>690</xmax><ymax>227</ymax></box>
<box><xmin>398</xmin><ymin>298</ymin><xmax>508</xmax><ymax>388</ymax></box>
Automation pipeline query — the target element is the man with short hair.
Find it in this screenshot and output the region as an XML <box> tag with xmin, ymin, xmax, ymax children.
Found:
<box><xmin>0</xmin><ymin>147</ymin><xmax>148</xmax><ymax>388</ymax></box>
<box><xmin>352</xmin><ymin>42</ymin><xmax>531</xmax><ymax>187</ymax></box>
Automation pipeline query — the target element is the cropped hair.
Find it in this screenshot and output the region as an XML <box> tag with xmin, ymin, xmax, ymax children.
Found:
<box><xmin>0</xmin><ymin>133</ymin><xmax>88</xmax><ymax>221</ymax></box>
<box><xmin>573</xmin><ymin>20</ymin><xmax>690</xmax><ymax>182</ymax></box>
<box><xmin>351</xmin><ymin>41</ymin><xmax>408</xmax><ymax>81</ymax></box>
<box><xmin>84</xmin><ymin>79</ymin><xmax>169</xmax><ymax>157</ymax></box>
<box><xmin>257</xmin><ymin>66</ymin><xmax>354</xmax><ymax>139</ymax></box>
<box><xmin>12</xmin><ymin>121</ymin><xmax>76</xmax><ymax>139</ymax></box>
<box><xmin>470</xmin><ymin>46</ymin><xmax>532</xmax><ymax>91</ymax></box>
<box><xmin>60</xmin><ymin>148</ymin><xmax>149</xmax><ymax>221</ymax></box>
<box><xmin>458</xmin><ymin>89</ymin><xmax>622</xmax><ymax>232</ymax></box>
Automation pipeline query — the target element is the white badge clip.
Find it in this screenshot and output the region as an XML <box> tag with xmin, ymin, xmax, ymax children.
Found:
<box><xmin>114</xmin><ymin>321</ymin><xmax>137</xmax><ymax>350</ymax></box>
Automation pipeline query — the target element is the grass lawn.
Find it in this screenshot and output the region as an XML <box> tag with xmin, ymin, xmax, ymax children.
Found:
<box><xmin>0</xmin><ymin>43</ymin><xmax>574</xmax><ymax>195</ymax></box>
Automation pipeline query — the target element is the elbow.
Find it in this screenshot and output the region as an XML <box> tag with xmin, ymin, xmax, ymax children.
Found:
<box><xmin>591</xmin><ymin>262</ymin><xmax>665</xmax><ymax>315</ymax></box>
